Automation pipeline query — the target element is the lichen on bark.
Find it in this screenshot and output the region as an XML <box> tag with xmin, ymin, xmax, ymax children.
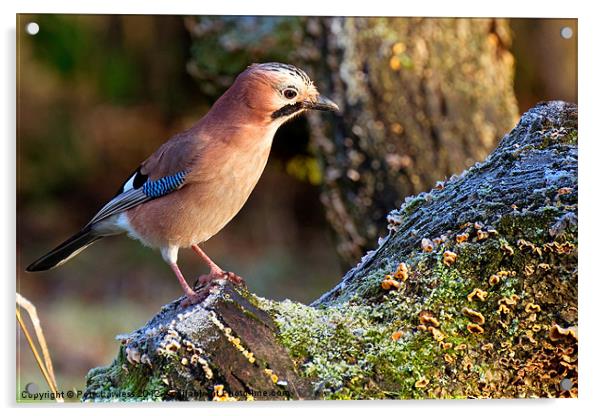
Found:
<box><xmin>84</xmin><ymin>101</ymin><xmax>577</xmax><ymax>400</ymax></box>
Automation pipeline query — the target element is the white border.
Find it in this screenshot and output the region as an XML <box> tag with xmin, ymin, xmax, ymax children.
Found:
<box><xmin>3</xmin><ymin>0</ymin><xmax>600</xmax><ymax>415</ymax></box>
<box><xmin>7</xmin><ymin>0</ymin><xmax>581</xmax><ymax>18</ymax></box>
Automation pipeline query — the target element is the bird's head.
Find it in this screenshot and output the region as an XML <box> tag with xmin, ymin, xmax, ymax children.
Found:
<box><xmin>234</xmin><ymin>62</ymin><xmax>339</xmax><ymax>125</ymax></box>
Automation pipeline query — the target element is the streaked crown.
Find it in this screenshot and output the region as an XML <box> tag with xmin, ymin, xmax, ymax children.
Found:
<box><xmin>232</xmin><ymin>62</ymin><xmax>336</xmax><ymax>123</ymax></box>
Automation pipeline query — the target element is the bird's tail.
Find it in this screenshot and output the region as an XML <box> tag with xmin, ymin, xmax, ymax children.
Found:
<box><xmin>26</xmin><ymin>227</ymin><xmax>103</xmax><ymax>272</ymax></box>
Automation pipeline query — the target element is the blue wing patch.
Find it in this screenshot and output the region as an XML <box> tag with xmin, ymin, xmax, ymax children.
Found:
<box><xmin>88</xmin><ymin>170</ymin><xmax>188</xmax><ymax>226</ymax></box>
<box><xmin>142</xmin><ymin>171</ymin><xmax>187</xmax><ymax>198</ymax></box>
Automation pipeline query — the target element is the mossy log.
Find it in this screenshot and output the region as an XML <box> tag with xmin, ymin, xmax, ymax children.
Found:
<box><xmin>84</xmin><ymin>101</ymin><xmax>577</xmax><ymax>401</ymax></box>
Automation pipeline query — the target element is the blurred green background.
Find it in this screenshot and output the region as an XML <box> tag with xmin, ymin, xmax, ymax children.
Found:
<box><xmin>16</xmin><ymin>15</ymin><xmax>576</xmax><ymax>398</ymax></box>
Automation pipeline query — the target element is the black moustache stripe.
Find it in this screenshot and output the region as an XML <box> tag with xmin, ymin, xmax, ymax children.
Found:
<box><xmin>271</xmin><ymin>102</ymin><xmax>303</xmax><ymax>119</ymax></box>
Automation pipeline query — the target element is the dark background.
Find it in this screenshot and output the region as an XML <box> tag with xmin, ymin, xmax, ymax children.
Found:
<box><xmin>16</xmin><ymin>15</ymin><xmax>576</xmax><ymax>395</ymax></box>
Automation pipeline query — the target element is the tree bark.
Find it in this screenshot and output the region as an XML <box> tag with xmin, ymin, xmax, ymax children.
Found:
<box><xmin>185</xmin><ymin>17</ymin><xmax>519</xmax><ymax>268</ymax></box>
<box><xmin>305</xmin><ymin>17</ymin><xmax>519</xmax><ymax>267</ymax></box>
<box><xmin>84</xmin><ymin>101</ymin><xmax>577</xmax><ymax>401</ymax></box>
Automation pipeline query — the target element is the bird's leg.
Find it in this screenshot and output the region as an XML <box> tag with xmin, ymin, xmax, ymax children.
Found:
<box><xmin>169</xmin><ymin>261</ymin><xmax>207</xmax><ymax>306</ymax></box>
<box><xmin>191</xmin><ymin>244</ymin><xmax>245</xmax><ymax>286</ymax></box>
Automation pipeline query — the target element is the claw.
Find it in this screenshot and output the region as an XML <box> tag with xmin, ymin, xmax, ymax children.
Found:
<box><xmin>179</xmin><ymin>288</ymin><xmax>210</xmax><ymax>307</ymax></box>
<box><xmin>222</xmin><ymin>271</ymin><xmax>245</xmax><ymax>286</ymax></box>
<box><xmin>196</xmin><ymin>270</ymin><xmax>245</xmax><ymax>288</ymax></box>
<box><xmin>191</xmin><ymin>245</ymin><xmax>246</xmax><ymax>287</ymax></box>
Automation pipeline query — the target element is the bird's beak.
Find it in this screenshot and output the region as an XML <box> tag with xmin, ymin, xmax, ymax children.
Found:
<box><xmin>304</xmin><ymin>95</ymin><xmax>339</xmax><ymax>112</ymax></box>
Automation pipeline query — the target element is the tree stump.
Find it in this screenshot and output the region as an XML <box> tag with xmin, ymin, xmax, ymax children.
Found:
<box><xmin>84</xmin><ymin>101</ymin><xmax>577</xmax><ymax>400</ymax></box>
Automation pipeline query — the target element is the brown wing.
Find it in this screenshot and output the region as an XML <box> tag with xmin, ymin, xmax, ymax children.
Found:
<box><xmin>87</xmin><ymin>128</ymin><xmax>205</xmax><ymax>227</ymax></box>
<box><xmin>140</xmin><ymin>129</ymin><xmax>204</xmax><ymax>180</ymax></box>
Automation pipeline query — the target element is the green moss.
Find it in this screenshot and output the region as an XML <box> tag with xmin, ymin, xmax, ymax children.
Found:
<box><xmin>258</xmin><ymin>207</ymin><xmax>577</xmax><ymax>399</ymax></box>
<box><xmin>497</xmin><ymin>208</ymin><xmax>569</xmax><ymax>244</ymax></box>
<box><xmin>564</xmin><ymin>129</ymin><xmax>578</xmax><ymax>144</ymax></box>
<box><xmin>261</xmin><ymin>292</ymin><xmax>446</xmax><ymax>399</ymax></box>
<box><xmin>400</xmin><ymin>195</ymin><xmax>428</xmax><ymax>217</ymax></box>
<box><xmin>538</xmin><ymin>126</ymin><xmax>578</xmax><ymax>149</ymax></box>
<box><xmin>259</xmin><ymin>249</ymin><xmax>477</xmax><ymax>398</ymax></box>
<box><xmin>84</xmin><ymin>346</ymin><xmax>169</xmax><ymax>402</ymax></box>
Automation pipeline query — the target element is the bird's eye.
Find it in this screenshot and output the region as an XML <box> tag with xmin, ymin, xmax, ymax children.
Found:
<box><xmin>283</xmin><ymin>88</ymin><xmax>298</xmax><ymax>100</ymax></box>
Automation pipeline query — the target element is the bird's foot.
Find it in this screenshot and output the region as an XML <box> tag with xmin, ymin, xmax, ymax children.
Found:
<box><xmin>179</xmin><ymin>287</ymin><xmax>210</xmax><ymax>307</ymax></box>
<box><xmin>196</xmin><ymin>269</ymin><xmax>246</xmax><ymax>288</ymax></box>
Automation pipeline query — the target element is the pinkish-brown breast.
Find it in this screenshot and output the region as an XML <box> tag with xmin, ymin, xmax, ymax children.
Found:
<box><xmin>126</xmin><ymin>126</ymin><xmax>275</xmax><ymax>249</ymax></box>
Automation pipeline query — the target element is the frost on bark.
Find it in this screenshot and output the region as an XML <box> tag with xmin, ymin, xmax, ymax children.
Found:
<box><xmin>84</xmin><ymin>102</ymin><xmax>577</xmax><ymax>401</ymax></box>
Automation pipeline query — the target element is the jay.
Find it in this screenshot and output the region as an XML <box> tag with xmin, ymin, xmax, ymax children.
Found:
<box><xmin>26</xmin><ymin>63</ymin><xmax>339</xmax><ymax>305</ymax></box>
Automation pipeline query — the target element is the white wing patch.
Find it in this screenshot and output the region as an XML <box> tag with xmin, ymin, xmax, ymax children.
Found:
<box><xmin>122</xmin><ymin>174</ymin><xmax>137</xmax><ymax>193</ymax></box>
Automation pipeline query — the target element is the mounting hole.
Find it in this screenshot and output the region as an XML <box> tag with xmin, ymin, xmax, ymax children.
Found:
<box><xmin>560</xmin><ymin>26</ymin><xmax>573</xmax><ymax>40</ymax></box>
<box><xmin>25</xmin><ymin>382</ymin><xmax>39</xmax><ymax>394</ymax></box>
<box><xmin>25</xmin><ymin>22</ymin><xmax>39</xmax><ymax>36</ymax></box>
<box><xmin>559</xmin><ymin>378</ymin><xmax>573</xmax><ymax>391</ymax></box>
